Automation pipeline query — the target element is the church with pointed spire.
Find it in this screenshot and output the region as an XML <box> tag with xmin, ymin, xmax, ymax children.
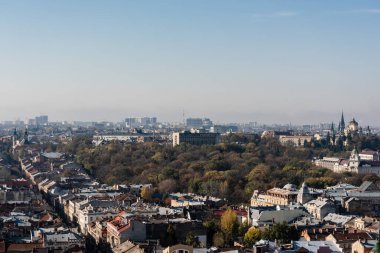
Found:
<box><xmin>328</xmin><ymin>111</ymin><xmax>369</xmax><ymax>146</ymax></box>
<box><xmin>338</xmin><ymin>111</ymin><xmax>345</xmax><ymax>134</ymax></box>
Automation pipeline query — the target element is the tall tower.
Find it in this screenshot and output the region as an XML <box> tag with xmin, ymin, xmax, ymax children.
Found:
<box><xmin>339</xmin><ymin>111</ymin><xmax>345</xmax><ymax>133</ymax></box>
<box><xmin>24</xmin><ymin>128</ymin><xmax>29</xmax><ymax>144</ymax></box>
<box><xmin>12</xmin><ymin>128</ymin><xmax>17</xmax><ymax>148</ymax></box>
<box><xmin>349</xmin><ymin>147</ymin><xmax>360</xmax><ymax>172</ymax></box>
<box><xmin>330</xmin><ymin>122</ymin><xmax>335</xmax><ymax>133</ymax></box>
<box><xmin>297</xmin><ymin>182</ymin><xmax>313</xmax><ymax>204</ymax></box>
<box><xmin>330</xmin><ymin>122</ymin><xmax>336</xmax><ymax>145</ymax></box>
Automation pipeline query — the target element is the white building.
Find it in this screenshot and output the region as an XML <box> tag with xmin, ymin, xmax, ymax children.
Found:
<box><xmin>304</xmin><ymin>198</ymin><xmax>336</xmax><ymax>219</ymax></box>
<box><xmin>76</xmin><ymin>200</ymin><xmax>120</xmax><ymax>234</ymax></box>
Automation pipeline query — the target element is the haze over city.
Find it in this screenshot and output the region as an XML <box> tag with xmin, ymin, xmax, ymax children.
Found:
<box><xmin>1</xmin><ymin>0</ymin><xmax>380</xmax><ymax>125</ymax></box>
<box><xmin>3</xmin><ymin>1</ymin><xmax>380</xmax><ymax>251</ymax></box>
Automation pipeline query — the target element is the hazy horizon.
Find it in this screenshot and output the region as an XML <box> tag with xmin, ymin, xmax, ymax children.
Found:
<box><xmin>1</xmin><ymin>1</ymin><xmax>380</xmax><ymax>125</ymax></box>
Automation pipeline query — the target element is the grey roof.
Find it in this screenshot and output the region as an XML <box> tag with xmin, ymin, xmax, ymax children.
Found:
<box><xmin>293</xmin><ymin>240</ymin><xmax>342</xmax><ymax>253</ymax></box>
<box><xmin>44</xmin><ymin>231</ymin><xmax>83</xmax><ymax>243</ymax></box>
<box><xmin>358</xmin><ymin>181</ymin><xmax>377</xmax><ymax>192</ymax></box>
<box><xmin>41</xmin><ymin>152</ymin><xmax>63</xmax><ymax>159</ymax></box>
<box><xmin>305</xmin><ymin>198</ymin><xmax>334</xmax><ymax>208</ymax></box>
<box><xmin>323</xmin><ymin>213</ymin><xmax>356</xmax><ymax>225</ymax></box>
<box><xmin>253</xmin><ymin>209</ymin><xmax>309</xmax><ymax>226</ymax></box>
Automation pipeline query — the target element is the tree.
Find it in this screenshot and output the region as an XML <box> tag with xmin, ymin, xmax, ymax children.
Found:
<box><xmin>213</xmin><ymin>232</ymin><xmax>225</xmax><ymax>247</ymax></box>
<box><xmin>326</xmin><ymin>132</ymin><xmax>331</xmax><ymax>146</ymax></box>
<box><xmin>244</xmin><ymin>227</ymin><xmax>262</xmax><ymax>247</ymax></box>
<box><xmin>166</xmin><ymin>224</ymin><xmax>177</xmax><ymax>246</ymax></box>
<box><xmin>159</xmin><ymin>179</ymin><xmax>177</xmax><ymax>193</ymax></box>
<box><xmin>140</xmin><ymin>186</ymin><xmax>153</xmax><ymax>201</ymax></box>
<box><xmin>374</xmin><ymin>240</ymin><xmax>380</xmax><ymax>253</ymax></box>
<box><xmin>238</xmin><ymin>221</ymin><xmax>250</xmax><ymax>237</ymax></box>
<box><xmin>262</xmin><ymin>222</ymin><xmax>298</xmax><ymax>244</ymax></box>
<box><xmin>185</xmin><ymin>232</ymin><xmax>200</xmax><ymax>247</ymax></box>
<box><xmin>203</xmin><ymin>219</ymin><xmax>218</xmax><ymax>246</ymax></box>
<box><xmin>220</xmin><ymin>209</ymin><xmax>238</xmax><ymax>245</ymax></box>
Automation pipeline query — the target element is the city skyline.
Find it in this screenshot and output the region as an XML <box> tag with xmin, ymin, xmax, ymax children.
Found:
<box><xmin>1</xmin><ymin>111</ymin><xmax>377</xmax><ymax>128</ymax></box>
<box><xmin>1</xmin><ymin>1</ymin><xmax>380</xmax><ymax>124</ymax></box>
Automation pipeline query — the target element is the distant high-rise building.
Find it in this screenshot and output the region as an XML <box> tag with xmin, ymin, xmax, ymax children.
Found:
<box><xmin>202</xmin><ymin>118</ymin><xmax>213</xmax><ymax>128</ymax></box>
<box><xmin>186</xmin><ymin>118</ymin><xmax>203</xmax><ymax>128</ymax></box>
<box><xmin>28</xmin><ymin>118</ymin><xmax>36</xmax><ymax>126</ymax></box>
<box><xmin>186</xmin><ymin>118</ymin><xmax>213</xmax><ymax>129</ymax></box>
<box><xmin>35</xmin><ymin>115</ymin><xmax>48</xmax><ymax>126</ymax></box>
<box><xmin>125</xmin><ymin>117</ymin><xmax>157</xmax><ymax>128</ymax></box>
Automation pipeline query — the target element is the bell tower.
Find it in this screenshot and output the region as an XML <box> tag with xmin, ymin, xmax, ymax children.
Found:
<box><xmin>349</xmin><ymin>147</ymin><xmax>360</xmax><ymax>172</ymax></box>
<box><xmin>12</xmin><ymin>128</ymin><xmax>17</xmax><ymax>148</ymax></box>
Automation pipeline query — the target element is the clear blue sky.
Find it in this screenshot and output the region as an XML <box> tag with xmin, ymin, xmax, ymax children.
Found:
<box><xmin>1</xmin><ymin>1</ymin><xmax>379</xmax><ymax>125</ymax></box>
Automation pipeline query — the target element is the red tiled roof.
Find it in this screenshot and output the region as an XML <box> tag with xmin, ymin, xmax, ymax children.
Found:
<box><xmin>360</xmin><ymin>149</ymin><xmax>379</xmax><ymax>155</ymax></box>
<box><xmin>331</xmin><ymin>232</ymin><xmax>372</xmax><ymax>241</ymax></box>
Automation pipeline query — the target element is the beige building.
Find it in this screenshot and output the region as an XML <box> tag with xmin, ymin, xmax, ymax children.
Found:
<box><xmin>326</xmin><ymin>232</ymin><xmax>373</xmax><ymax>253</ymax></box>
<box><xmin>351</xmin><ymin>239</ymin><xmax>377</xmax><ymax>253</ymax></box>
<box><xmin>303</xmin><ymin>198</ymin><xmax>336</xmax><ymax>219</ymax></box>
<box><xmin>315</xmin><ymin>157</ymin><xmax>341</xmax><ymax>171</ymax></box>
<box><xmin>251</xmin><ymin>184</ymin><xmax>299</xmax><ymax>206</ymax></box>
<box><xmin>279</xmin><ymin>135</ymin><xmax>313</xmax><ymax>147</ymax></box>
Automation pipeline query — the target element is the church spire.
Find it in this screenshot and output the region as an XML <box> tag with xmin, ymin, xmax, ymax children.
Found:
<box><xmin>340</xmin><ymin>111</ymin><xmax>345</xmax><ymax>133</ymax></box>
<box><xmin>24</xmin><ymin>128</ymin><xmax>29</xmax><ymax>144</ymax></box>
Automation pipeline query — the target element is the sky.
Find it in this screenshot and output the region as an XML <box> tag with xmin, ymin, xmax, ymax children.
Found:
<box><xmin>0</xmin><ymin>1</ymin><xmax>380</xmax><ymax>125</ymax></box>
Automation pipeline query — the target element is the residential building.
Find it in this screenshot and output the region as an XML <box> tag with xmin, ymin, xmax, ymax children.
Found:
<box><xmin>35</xmin><ymin>115</ymin><xmax>48</xmax><ymax>126</ymax></box>
<box><xmin>291</xmin><ymin>240</ymin><xmax>343</xmax><ymax>253</ymax></box>
<box><xmin>304</xmin><ymin>198</ymin><xmax>336</xmax><ymax>219</ymax></box>
<box><xmin>248</xmin><ymin>207</ymin><xmax>309</xmax><ymax>227</ymax></box>
<box><xmin>279</xmin><ymin>135</ymin><xmax>313</xmax><ymax>147</ymax></box>
<box><xmin>125</xmin><ymin>117</ymin><xmax>157</xmax><ymax>128</ymax></box>
<box><xmin>43</xmin><ymin>231</ymin><xmax>85</xmax><ymax>250</ymax></box>
<box><xmin>359</xmin><ymin>150</ymin><xmax>380</xmax><ymax>161</ymax></box>
<box><xmin>326</xmin><ymin>232</ymin><xmax>373</xmax><ymax>253</ymax></box>
<box><xmin>186</xmin><ymin>118</ymin><xmax>203</xmax><ymax>128</ymax></box>
<box><xmin>315</xmin><ymin>157</ymin><xmax>341</xmax><ymax>171</ymax></box>
<box><xmin>172</xmin><ymin>132</ymin><xmax>220</xmax><ymax>146</ymax></box>
<box><xmin>107</xmin><ymin>212</ymin><xmax>146</xmax><ymax>248</ymax></box>
<box><xmin>351</xmin><ymin>239</ymin><xmax>377</xmax><ymax>253</ymax></box>
<box><xmin>251</xmin><ymin>183</ymin><xmax>319</xmax><ymax>206</ymax></box>
<box><xmin>76</xmin><ymin>200</ymin><xmax>120</xmax><ymax>234</ymax></box>
<box><xmin>315</xmin><ymin>149</ymin><xmax>380</xmax><ymax>174</ymax></box>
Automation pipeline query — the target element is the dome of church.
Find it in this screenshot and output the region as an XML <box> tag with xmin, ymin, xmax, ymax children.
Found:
<box><xmin>283</xmin><ymin>183</ymin><xmax>297</xmax><ymax>191</ymax></box>
<box><xmin>349</xmin><ymin>118</ymin><xmax>358</xmax><ymax>125</ymax></box>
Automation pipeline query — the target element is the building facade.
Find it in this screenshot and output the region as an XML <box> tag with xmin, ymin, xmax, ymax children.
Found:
<box><xmin>172</xmin><ymin>132</ymin><xmax>220</xmax><ymax>146</ymax></box>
